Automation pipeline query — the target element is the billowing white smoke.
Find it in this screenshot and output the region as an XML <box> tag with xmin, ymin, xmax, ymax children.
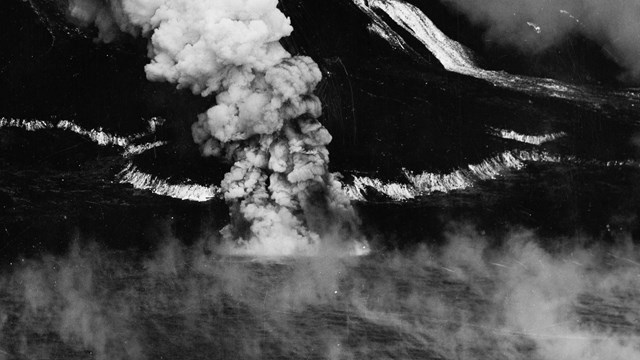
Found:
<box><xmin>441</xmin><ymin>0</ymin><xmax>640</xmax><ymax>80</ymax></box>
<box><xmin>66</xmin><ymin>0</ymin><xmax>366</xmax><ymax>256</ymax></box>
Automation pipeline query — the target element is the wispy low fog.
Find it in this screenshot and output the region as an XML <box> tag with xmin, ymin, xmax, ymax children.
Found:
<box><xmin>2</xmin><ymin>226</ymin><xmax>640</xmax><ymax>359</ymax></box>
<box><xmin>441</xmin><ymin>0</ymin><xmax>640</xmax><ymax>80</ymax></box>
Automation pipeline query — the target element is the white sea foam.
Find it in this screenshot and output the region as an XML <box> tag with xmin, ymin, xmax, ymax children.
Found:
<box><xmin>367</xmin><ymin>23</ymin><xmax>411</xmax><ymax>55</ymax></box>
<box><xmin>117</xmin><ymin>162</ymin><xmax>220</xmax><ymax>202</ymax></box>
<box><xmin>4</xmin><ymin>115</ymin><xmax>628</xmax><ymax>203</ymax></box>
<box><xmin>355</xmin><ymin>0</ymin><xmax>420</xmax><ymax>59</ymax></box>
<box><xmin>491</xmin><ymin>128</ymin><xmax>566</xmax><ymax>145</ymax></box>
<box><xmin>355</xmin><ymin>0</ymin><xmax>640</xmax><ymax>106</ymax></box>
<box><xmin>118</xmin><ymin>148</ymin><xmax>637</xmax><ymax>203</ymax></box>
<box><xmin>0</xmin><ymin>117</ymin><xmax>164</xmax><ymax>156</ymax></box>
<box><xmin>122</xmin><ymin>141</ymin><xmax>168</xmax><ymax>157</ymax></box>
<box><xmin>0</xmin><ymin>118</ymin><xmax>55</xmax><ymax>131</ymax></box>
<box><xmin>341</xmin><ymin>150</ymin><xmax>638</xmax><ymax>201</ymax></box>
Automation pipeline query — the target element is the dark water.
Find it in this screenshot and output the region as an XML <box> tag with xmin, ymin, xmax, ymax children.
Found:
<box><xmin>2</xmin><ymin>0</ymin><xmax>640</xmax><ymax>359</ymax></box>
<box><xmin>2</xmin><ymin>234</ymin><xmax>640</xmax><ymax>360</ymax></box>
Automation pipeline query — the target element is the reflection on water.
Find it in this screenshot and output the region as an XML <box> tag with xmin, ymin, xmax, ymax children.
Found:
<box><xmin>2</xmin><ymin>228</ymin><xmax>639</xmax><ymax>359</ymax></box>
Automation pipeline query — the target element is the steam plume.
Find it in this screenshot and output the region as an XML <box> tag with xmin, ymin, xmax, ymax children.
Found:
<box><xmin>441</xmin><ymin>0</ymin><xmax>640</xmax><ymax>80</ymax></box>
<box><xmin>8</xmin><ymin>227</ymin><xmax>640</xmax><ymax>359</ymax></box>
<box><xmin>66</xmin><ymin>0</ymin><xmax>365</xmax><ymax>255</ymax></box>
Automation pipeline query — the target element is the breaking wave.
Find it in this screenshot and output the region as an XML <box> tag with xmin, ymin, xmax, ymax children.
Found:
<box><xmin>4</xmin><ymin>1</ymin><xmax>638</xmax><ymax>206</ymax></box>
<box><xmin>344</xmin><ymin>150</ymin><xmax>639</xmax><ymax>201</ymax></box>
<box><xmin>0</xmin><ymin>117</ymin><xmax>166</xmax><ymax>156</ymax></box>
<box><xmin>117</xmin><ymin>162</ymin><xmax>220</xmax><ymax>202</ymax></box>
<box><xmin>118</xmin><ymin>148</ymin><xmax>638</xmax><ymax>203</ymax></box>
<box><xmin>490</xmin><ymin>128</ymin><xmax>566</xmax><ymax>145</ymax></box>
<box><xmin>356</xmin><ymin>0</ymin><xmax>640</xmax><ymax>108</ymax></box>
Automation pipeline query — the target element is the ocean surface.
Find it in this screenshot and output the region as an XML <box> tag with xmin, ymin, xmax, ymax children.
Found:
<box><xmin>1</xmin><ymin>0</ymin><xmax>640</xmax><ymax>359</ymax></box>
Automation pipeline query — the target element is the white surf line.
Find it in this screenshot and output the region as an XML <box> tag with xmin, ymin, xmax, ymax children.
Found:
<box><xmin>354</xmin><ymin>0</ymin><xmax>477</xmax><ymax>72</ymax></box>
<box><xmin>344</xmin><ymin>176</ymin><xmax>418</xmax><ymax>201</ymax></box>
<box><xmin>367</xmin><ymin>22</ymin><xmax>409</xmax><ymax>54</ymax></box>
<box><xmin>117</xmin><ymin>148</ymin><xmax>638</xmax><ymax>203</ymax></box>
<box><xmin>356</xmin><ymin>0</ymin><xmax>640</xmax><ymax>105</ymax></box>
<box><xmin>55</xmin><ymin>119</ymin><xmax>133</xmax><ymax>147</ymax></box>
<box><xmin>0</xmin><ymin>118</ymin><xmax>55</xmax><ymax>131</ymax></box>
<box><xmin>347</xmin><ymin>150</ymin><xmax>640</xmax><ymax>201</ymax></box>
<box><xmin>345</xmin><ymin>150</ymin><xmax>570</xmax><ymax>201</ymax></box>
<box><xmin>117</xmin><ymin>162</ymin><xmax>220</xmax><ymax>202</ymax></box>
<box><xmin>526</xmin><ymin>22</ymin><xmax>542</xmax><ymax>34</ymax></box>
<box><xmin>0</xmin><ymin>117</ymin><xmax>166</xmax><ymax>156</ymax></box>
<box><xmin>354</xmin><ymin>0</ymin><xmax>424</xmax><ymax>61</ymax></box>
<box><xmin>490</xmin><ymin>128</ymin><xmax>567</xmax><ymax>145</ymax></box>
<box><xmin>560</xmin><ymin>10</ymin><xmax>581</xmax><ymax>24</ymax></box>
<box><xmin>122</xmin><ymin>141</ymin><xmax>168</xmax><ymax>157</ymax></box>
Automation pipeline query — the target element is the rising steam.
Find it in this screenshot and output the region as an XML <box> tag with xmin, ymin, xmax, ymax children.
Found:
<box><xmin>441</xmin><ymin>0</ymin><xmax>640</xmax><ymax>80</ymax></box>
<box><xmin>65</xmin><ymin>0</ymin><xmax>366</xmax><ymax>256</ymax></box>
<box><xmin>6</xmin><ymin>226</ymin><xmax>640</xmax><ymax>359</ymax></box>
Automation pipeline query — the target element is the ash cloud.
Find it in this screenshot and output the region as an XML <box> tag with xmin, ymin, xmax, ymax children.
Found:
<box><xmin>63</xmin><ymin>0</ymin><xmax>367</xmax><ymax>256</ymax></box>
<box><xmin>441</xmin><ymin>0</ymin><xmax>640</xmax><ymax>80</ymax></box>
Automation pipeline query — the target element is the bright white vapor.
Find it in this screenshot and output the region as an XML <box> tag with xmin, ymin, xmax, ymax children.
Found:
<box><xmin>66</xmin><ymin>0</ymin><xmax>368</xmax><ymax>256</ymax></box>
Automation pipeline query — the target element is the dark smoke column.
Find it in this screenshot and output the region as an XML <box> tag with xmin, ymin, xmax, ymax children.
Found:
<box><xmin>67</xmin><ymin>0</ymin><xmax>368</xmax><ymax>255</ymax></box>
